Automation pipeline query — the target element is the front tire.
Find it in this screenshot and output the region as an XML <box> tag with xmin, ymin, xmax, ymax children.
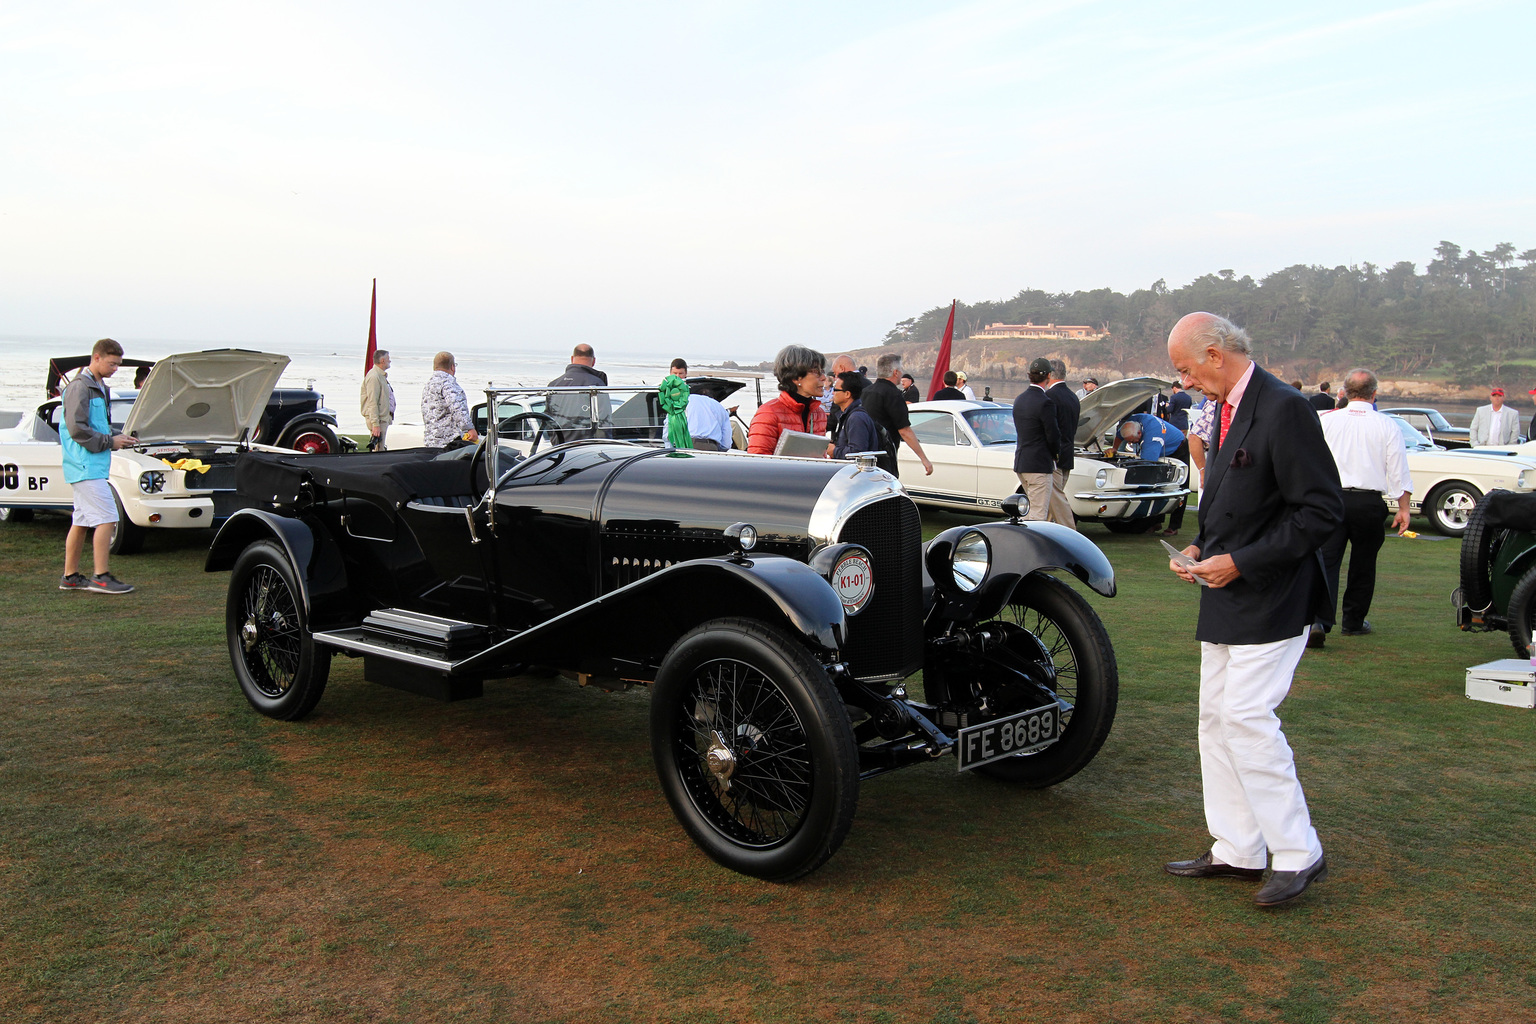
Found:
<box><xmin>973</xmin><ymin>574</ymin><xmax>1118</xmax><ymax>787</ymax></box>
<box><xmin>650</xmin><ymin>618</ymin><xmax>859</xmax><ymax>881</ymax></box>
<box><xmin>227</xmin><ymin>540</ymin><xmax>330</xmax><ymax>720</ymax></box>
<box><xmin>0</xmin><ymin>507</ymin><xmax>35</xmax><ymax>523</ymax></box>
<box><xmin>1103</xmin><ymin>516</ymin><xmax>1163</xmax><ymax>535</ymax></box>
<box><xmin>1427</xmin><ymin>482</ymin><xmax>1483</xmax><ymax>536</ymax></box>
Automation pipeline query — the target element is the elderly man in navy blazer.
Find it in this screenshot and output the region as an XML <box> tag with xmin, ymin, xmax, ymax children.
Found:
<box><xmin>1163</xmin><ymin>312</ymin><xmax>1343</xmax><ymax>908</ymax></box>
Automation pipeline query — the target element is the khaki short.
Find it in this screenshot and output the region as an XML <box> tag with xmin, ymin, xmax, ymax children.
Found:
<box><xmin>71</xmin><ymin>478</ymin><xmax>118</xmax><ymax>528</ymax></box>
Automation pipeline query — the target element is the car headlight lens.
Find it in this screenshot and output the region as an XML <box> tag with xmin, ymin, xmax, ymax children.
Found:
<box><xmin>139</xmin><ymin>470</ymin><xmax>166</xmax><ymax>494</ymax></box>
<box><xmin>1520</xmin><ymin>470</ymin><xmax>1534</xmax><ymax>490</ymax></box>
<box><xmin>1095</xmin><ymin>467</ymin><xmax>1110</xmax><ymax>488</ymax></box>
<box><xmin>951</xmin><ymin>530</ymin><xmax>991</xmax><ymax>593</ymax></box>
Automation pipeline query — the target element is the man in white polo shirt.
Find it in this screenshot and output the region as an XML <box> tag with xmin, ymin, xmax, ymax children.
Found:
<box><xmin>1310</xmin><ymin>368</ymin><xmax>1412</xmax><ymax>647</ymax></box>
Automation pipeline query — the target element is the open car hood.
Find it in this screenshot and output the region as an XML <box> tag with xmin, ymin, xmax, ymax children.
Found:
<box><xmin>123</xmin><ymin>349</ymin><xmax>290</xmax><ymax>443</ymax></box>
<box><xmin>1075</xmin><ymin>375</ymin><xmax>1175</xmax><ymax>448</ymax></box>
<box><xmin>687</xmin><ymin>376</ymin><xmax>747</xmax><ymax>402</ymax></box>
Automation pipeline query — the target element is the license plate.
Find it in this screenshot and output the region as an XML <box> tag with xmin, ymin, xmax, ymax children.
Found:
<box><xmin>955</xmin><ymin>703</ymin><xmax>1061</xmax><ymax>772</ymax></box>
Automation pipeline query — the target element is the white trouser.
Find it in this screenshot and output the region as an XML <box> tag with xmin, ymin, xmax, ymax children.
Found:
<box><xmin>1198</xmin><ymin>629</ymin><xmax>1322</xmax><ymax>872</ymax></box>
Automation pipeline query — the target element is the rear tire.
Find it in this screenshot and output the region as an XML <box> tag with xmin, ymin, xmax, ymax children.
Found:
<box><xmin>1458</xmin><ymin>498</ymin><xmax>1499</xmax><ymax>612</ymax></box>
<box><xmin>0</xmin><ymin>507</ymin><xmax>35</xmax><ymax>523</ymax></box>
<box><xmin>1507</xmin><ymin>570</ymin><xmax>1536</xmax><ymax>659</ymax></box>
<box><xmin>1427</xmin><ymin>482</ymin><xmax>1482</xmax><ymax>536</ymax></box>
<box><xmin>282</xmin><ymin>422</ymin><xmax>340</xmax><ymax>455</ymax></box>
<box><xmin>973</xmin><ymin>574</ymin><xmax>1119</xmax><ymax>788</ymax></box>
<box><xmin>227</xmin><ymin>540</ymin><xmax>331</xmax><ymax>720</ymax></box>
<box><xmin>650</xmin><ymin>617</ymin><xmax>859</xmax><ymax>881</ymax></box>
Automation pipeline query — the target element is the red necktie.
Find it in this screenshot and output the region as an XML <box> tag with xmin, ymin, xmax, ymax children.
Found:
<box><xmin>1219</xmin><ymin>401</ymin><xmax>1233</xmax><ymax>448</ymax></box>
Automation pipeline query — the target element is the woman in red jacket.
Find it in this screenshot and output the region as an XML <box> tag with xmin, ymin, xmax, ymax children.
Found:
<box><xmin>747</xmin><ymin>345</ymin><xmax>829</xmax><ymax>455</ymax></box>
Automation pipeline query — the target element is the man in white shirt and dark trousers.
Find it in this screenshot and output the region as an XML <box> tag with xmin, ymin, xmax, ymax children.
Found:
<box><xmin>1310</xmin><ymin>369</ymin><xmax>1412</xmax><ymax>648</ymax></box>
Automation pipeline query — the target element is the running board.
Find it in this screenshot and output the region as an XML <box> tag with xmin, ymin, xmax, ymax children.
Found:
<box><xmin>313</xmin><ymin>608</ymin><xmax>504</xmax><ymax>702</ymax></box>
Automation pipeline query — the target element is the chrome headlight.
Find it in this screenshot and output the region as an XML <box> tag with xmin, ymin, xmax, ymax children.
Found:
<box><xmin>139</xmin><ymin>470</ymin><xmax>166</xmax><ymax>494</ymax></box>
<box><xmin>1095</xmin><ymin>467</ymin><xmax>1110</xmax><ymax>488</ymax></box>
<box><xmin>951</xmin><ymin>530</ymin><xmax>991</xmax><ymax>593</ymax></box>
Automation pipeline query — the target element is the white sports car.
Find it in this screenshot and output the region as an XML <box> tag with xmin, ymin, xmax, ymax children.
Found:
<box><xmin>0</xmin><ymin>350</ymin><xmax>294</xmax><ymax>551</ymax></box>
<box><xmin>1386</xmin><ymin>416</ymin><xmax>1536</xmax><ymax>535</ymax></box>
<box><xmin>895</xmin><ymin>377</ymin><xmax>1191</xmax><ymax>531</ymax></box>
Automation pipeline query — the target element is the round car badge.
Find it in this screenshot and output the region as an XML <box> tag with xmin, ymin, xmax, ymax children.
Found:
<box><xmin>833</xmin><ymin>552</ymin><xmax>873</xmax><ymax>613</ymax></box>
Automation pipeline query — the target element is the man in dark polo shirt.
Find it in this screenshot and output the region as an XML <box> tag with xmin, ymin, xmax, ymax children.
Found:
<box><xmin>865</xmin><ymin>352</ymin><xmax>933</xmax><ymax>478</ymax></box>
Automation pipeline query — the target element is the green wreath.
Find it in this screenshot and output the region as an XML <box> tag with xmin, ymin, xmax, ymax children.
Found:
<box><xmin>658</xmin><ymin>374</ymin><xmax>693</xmax><ymax>449</ymax></box>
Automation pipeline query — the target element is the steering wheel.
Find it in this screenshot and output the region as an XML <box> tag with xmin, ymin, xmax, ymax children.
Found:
<box><xmin>497</xmin><ymin>411</ymin><xmax>561</xmax><ymax>456</ymax></box>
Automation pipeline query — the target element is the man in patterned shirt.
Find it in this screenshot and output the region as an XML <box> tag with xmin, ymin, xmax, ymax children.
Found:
<box><xmin>421</xmin><ymin>351</ymin><xmax>480</xmax><ymax>448</ymax></box>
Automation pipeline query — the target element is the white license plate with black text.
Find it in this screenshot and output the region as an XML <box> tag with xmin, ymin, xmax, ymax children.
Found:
<box><xmin>955</xmin><ymin>703</ymin><xmax>1060</xmax><ymax>771</ymax></box>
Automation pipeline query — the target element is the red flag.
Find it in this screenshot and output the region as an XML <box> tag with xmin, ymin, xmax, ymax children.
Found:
<box><xmin>363</xmin><ymin>278</ymin><xmax>378</xmax><ymax>376</ymax></box>
<box><xmin>927</xmin><ymin>300</ymin><xmax>956</xmax><ymax>400</ymax></box>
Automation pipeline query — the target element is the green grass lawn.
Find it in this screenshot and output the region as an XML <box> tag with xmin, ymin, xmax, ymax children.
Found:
<box><xmin>0</xmin><ymin>510</ymin><xmax>1532</xmax><ymax>1023</ymax></box>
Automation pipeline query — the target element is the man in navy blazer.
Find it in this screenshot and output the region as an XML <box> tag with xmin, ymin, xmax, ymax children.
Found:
<box><xmin>1162</xmin><ymin>312</ymin><xmax>1343</xmax><ymax>908</ymax></box>
<box><xmin>1010</xmin><ymin>357</ymin><xmax>1060</xmax><ymax>521</ymax></box>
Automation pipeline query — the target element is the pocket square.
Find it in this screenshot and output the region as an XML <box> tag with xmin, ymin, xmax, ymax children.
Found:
<box><xmin>1230</xmin><ymin>447</ymin><xmax>1253</xmax><ymax>469</ymax></box>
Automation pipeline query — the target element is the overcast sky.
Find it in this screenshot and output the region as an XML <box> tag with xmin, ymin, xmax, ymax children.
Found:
<box><xmin>3</xmin><ymin>0</ymin><xmax>1532</xmax><ymax>362</ymax></box>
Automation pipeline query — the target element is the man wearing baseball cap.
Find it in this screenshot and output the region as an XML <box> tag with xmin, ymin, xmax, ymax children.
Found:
<box><xmin>956</xmin><ymin>370</ymin><xmax>976</xmax><ymax>401</ymax></box>
<box><xmin>1470</xmin><ymin>387</ymin><xmax>1520</xmax><ymax>447</ymax></box>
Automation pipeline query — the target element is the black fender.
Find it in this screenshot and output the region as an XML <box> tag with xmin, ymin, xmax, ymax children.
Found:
<box><xmin>457</xmin><ymin>554</ymin><xmax>846</xmax><ymax>677</ymax></box>
<box><xmin>205</xmin><ymin>508</ymin><xmax>356</xmax><ymax>628</ymax></box>
<box><xmin>275</xmin><ymin>414</ymin><xmax>340</xmax><ymax>444</ymax></box>
<box><xmin>925</xmin><ymin>520</ymin><xmax>1115</xmax><ymax>622</ymax></box>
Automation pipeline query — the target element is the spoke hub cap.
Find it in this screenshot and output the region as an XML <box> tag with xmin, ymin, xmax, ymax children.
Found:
<box><xmin>705</xmin><ymin>729</ymin><xmax>737</xmax><ymax>790</ymax></box>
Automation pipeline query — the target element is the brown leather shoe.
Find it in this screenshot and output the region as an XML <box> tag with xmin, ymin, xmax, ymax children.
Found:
<box><xmin>1164</xmin><ymin>851</ymin><xmax>1265</xmax><ymax>880</ymax></box>
<box><xmin>1255</xmin><ymin>855</ymin><xmax>1328</xmax><ymax>906</ymax></box>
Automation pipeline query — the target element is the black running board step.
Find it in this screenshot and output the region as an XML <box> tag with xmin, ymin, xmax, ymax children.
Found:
<box><xmin>360</xmin><ymin>608</ymin><xmax>493</xmax><ymax>656</ymax></box>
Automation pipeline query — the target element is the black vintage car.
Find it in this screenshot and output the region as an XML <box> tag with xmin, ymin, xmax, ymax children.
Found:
<box><xmin>206</xmin><ymin>424</ymin><xmax>1120</xmax><ymax>880</ymax></box>
<box><xmin>1457</xmin><ymin>490</ymin><xmax>1536</xmax><ymax>654</ymax></box>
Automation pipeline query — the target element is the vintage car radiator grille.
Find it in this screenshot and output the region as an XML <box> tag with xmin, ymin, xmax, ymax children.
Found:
<box><xmin>1124</xmin><ymin>462</ymin><xmax>1177</xmax><ymax>486</ymax></box>
<box><xmin>837</xmin><ymin>496</ymin><xmax>924</xmax><ymax>681</ymax></box>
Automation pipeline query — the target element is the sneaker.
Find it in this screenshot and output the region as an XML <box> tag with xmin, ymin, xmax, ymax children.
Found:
<box><xmin>59</xmin><ymin>573</ymin><xmax>90</xmax><ymax>591</ymax></box>
<box><xmin>87</xmin><ymin>573</ymin><xmax>135</xmax><ymax>595</ymax></box>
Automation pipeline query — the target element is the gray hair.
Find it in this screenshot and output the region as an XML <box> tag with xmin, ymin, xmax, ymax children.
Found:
<box><xmin>1049</xmin><ymin>358</ymin><xmax>1067</xmax><ymax>379</ymax></box>
<box><xmin>373</xmin><ymin>349</ymin><xmax>389</xmax><ymax>365</ymax></box>
<box><xmin>773</xmin><ymin>344</ymin><xmax>826</xmax><ymax>389</ymax></box>
<box><xmin>875</xmin><ymin>352</ymin><xmax>903</xmax><ymax>380</ymax></box>
<box><xmin>1185</xmin><ymin>314</ymin><xmax>1252</xmax><ymax>362</ymax></box>
<box><xmin>1343</xmin><ymin>369</ymin><xmax>1378</xmax><ymax>401</ymax></box>
<box><xmin>1119</xmin><ymin>420</ymin><xmax>1143</xmax><ymax>439</ymax></box>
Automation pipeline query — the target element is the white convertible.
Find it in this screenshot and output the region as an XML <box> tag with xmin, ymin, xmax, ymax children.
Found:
<box><xmin>1385</xmin><ymin>416</ymin><xmax>1536</xmax><ymax>535</ymax></box>
<box><xmin>0</xmin><ymin>350</ymin><xmax>293</xmax><ymax>552</ymax></box>
<box><xmin>896</xmin><ymin>377</ymin><xmax>1191</xmax><ymax>532</ymax></box>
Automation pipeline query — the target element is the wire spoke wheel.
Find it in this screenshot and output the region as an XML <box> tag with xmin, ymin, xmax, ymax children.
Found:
<box><xmin>239</xmin><ymin>564</ymin><xmax>303</xmax><ymax>697</ymax></box>
<box><xmin>226</xmin><ymin>540</ymin><xmax>330</xmax><ymax>720</ymax></box>
<box><xmin>651</xmin><ymin>618</ymin><xmax>858</xmax><ymax>881</ymax></box>
<box><xmin>676</xmin><ymin>657</ymin><xmax>814</xmax><ymax>846</ymax></box>
<box><xmin>970</xmin><ymin>574</ymin><xmax>1118</xmax><ymax>787</ymax></box>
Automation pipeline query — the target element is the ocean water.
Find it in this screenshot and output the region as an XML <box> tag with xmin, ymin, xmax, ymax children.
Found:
<box><xmin>0</xmin><ymin>336</ymin><xmax>767</xmax><ymax>434</ymax></box>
